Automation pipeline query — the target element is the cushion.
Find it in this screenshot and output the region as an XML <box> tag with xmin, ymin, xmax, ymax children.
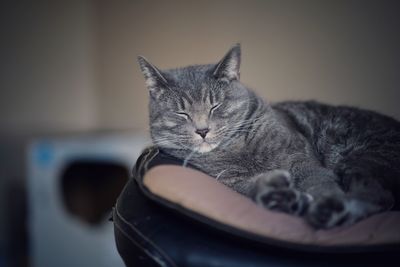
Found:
<box><xmin>144</xmin><ymin>165</ymin><xmax>400</xmax><ymax>247</ymax></box>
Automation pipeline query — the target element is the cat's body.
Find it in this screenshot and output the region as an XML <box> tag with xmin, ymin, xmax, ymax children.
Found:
<box><xmin>138</xmin><ymin>44</ymin><xmax>400</xmax><ymax>229</ymax></box>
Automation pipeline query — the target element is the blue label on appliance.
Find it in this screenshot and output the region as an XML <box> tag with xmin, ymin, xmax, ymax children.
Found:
<box><xmin>35</xmin><ymin>142</ymin><xmax>54</xmax><ymax>167</ymax></box>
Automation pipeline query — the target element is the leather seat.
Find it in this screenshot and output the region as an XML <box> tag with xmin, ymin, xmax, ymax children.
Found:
<box><xmin>112</xmin><ymin>147</ymin><xmax>400</xmax><ymax>267</ymax></box>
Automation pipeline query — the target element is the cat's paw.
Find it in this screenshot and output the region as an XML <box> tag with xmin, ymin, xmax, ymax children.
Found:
<box><xmin>257</xmin><ymin>188</ymin><xmax>312</xmax><ymax>215</ymax></box>
<box><xmin>254</xmin><ymin>170</ymin><xmax>312</xmax><ymax>215</ymax></box>
<box><xmin>306</xmin><ymin>196</ymin><xmax>351</xmax><ymax>229</ymax></box>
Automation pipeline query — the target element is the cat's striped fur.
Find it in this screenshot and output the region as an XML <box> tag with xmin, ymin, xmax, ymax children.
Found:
<box><xmin>138</xmin><ymin>44</ymin><xmax>400</xmax><ymax>229</ymax></box>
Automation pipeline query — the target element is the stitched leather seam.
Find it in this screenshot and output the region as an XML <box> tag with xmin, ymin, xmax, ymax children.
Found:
<box><xmin>114</xmin><ymin>222</ymin><xmax>166</xmax><ymax>266</ymax></box>
<box><xmin>115</xmin><ymin>205</ymin><xmax>178</xmax><ymax>267</ymax></box>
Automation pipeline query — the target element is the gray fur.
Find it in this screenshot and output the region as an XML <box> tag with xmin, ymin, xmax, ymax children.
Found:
<box><xmin>138</xmin><ymin>44</ymin><xmax>400</xmax><ymax>229</ymax></box>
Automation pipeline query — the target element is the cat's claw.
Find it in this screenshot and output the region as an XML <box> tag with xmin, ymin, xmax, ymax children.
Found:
<box><xmin>254</xmin><ymin>170</ymin><xmax>312</xmax><ymax>216</ymax></box>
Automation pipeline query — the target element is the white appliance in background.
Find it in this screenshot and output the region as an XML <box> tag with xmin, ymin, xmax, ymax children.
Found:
<box><xmin>27</xmin><ymin>132</ymin><xmax>149</xmax><ymax>267</ymax></box>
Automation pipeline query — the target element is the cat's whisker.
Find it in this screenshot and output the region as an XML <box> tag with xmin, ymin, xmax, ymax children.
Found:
<box><xmin>183</xmin><ymin>149</ymin><xmax>197</xmax><ymax>168</ymax></box>
<box><xmin>229</xmin><ymin>119</ymin><xmax>265</xmax><ymax>128</ymax></box>
<box><xmin>214</xmin><ymin>123</ymin><xmax>265</xmax><ymax>136</ymax></box>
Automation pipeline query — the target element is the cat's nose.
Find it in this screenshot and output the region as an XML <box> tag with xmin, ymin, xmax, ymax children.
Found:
<box><xmin>195</xmin><ymin>128</ymin><xmax>209</xmax><ymax>139</ymax></box>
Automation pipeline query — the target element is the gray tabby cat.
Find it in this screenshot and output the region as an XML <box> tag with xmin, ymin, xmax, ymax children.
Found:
<box><xmin>138</xmin><ymin>44</ymin><xmax>400</xmax><ymax>229</ymax></box>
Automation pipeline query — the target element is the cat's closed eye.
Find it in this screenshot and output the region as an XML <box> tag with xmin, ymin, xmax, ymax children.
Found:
<box><xmin>175</xmin><ymin>112</ymin><xmax>191</xmax><ymax>120</ymax></box>
<box><xmin>209</xmin><ymin>103</ymin><xmax>222</xmax><ymax>116</ymax></box>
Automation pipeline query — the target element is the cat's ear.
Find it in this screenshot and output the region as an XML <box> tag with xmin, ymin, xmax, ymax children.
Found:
<box><xmin>137</xmin><ymin>56</ymin><xmax>169</xmax><ymax>89</ymax></box>
<box><xmin>213</xmin><ymin>44</ymin><xmax>241</xmax><ymax>82</ymax></box>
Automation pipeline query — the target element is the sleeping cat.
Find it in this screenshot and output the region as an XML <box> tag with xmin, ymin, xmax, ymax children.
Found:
<box><xmin>138</xmin><ymin>44</ymin><xmax>400</xmax><ymax>229</ymax></box>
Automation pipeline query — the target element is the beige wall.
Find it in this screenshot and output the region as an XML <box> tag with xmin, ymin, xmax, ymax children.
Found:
<box><xmin>0</xmin><ymin>0</ymin><xmax>97</xmax><ymax>136</ymax></box>
<box><xmin>3</xmin><ymin>0</ymin><xmax>398</xmax><ymax>136</ymax></box>
<box><xmin>95</xmin><ymin>0</ymin><xmax>400</xmax><ymax>132</ymax></box>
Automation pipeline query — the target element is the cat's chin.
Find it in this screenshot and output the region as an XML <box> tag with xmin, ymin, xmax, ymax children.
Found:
<box><xmin>194</xmin><ymin>142</ymin><xmax>217</xmax><ymax>153</ymax></box>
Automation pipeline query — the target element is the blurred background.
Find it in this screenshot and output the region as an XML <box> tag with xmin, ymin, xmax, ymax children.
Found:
<box><xmin>1</xmin><ymin>0</ymin><xmax>400</xmax><ymax>266</ymax></box>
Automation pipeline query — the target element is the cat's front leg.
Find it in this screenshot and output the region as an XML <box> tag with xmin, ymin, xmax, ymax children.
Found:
<box><xmin>249</xmin><ymin>170</ymin><xmax>313</xmax><ymax>216</ymax></box>
<box><xmin>290</xmin><ymin>161</ymin><xmax>390</xmax><ymax>229</ymax></box>
<box><xmin>305</xmin><ymin>196</ymin><xmax>384</xmax><ymax>229</ymax></box>
<box><xmin>304</xmin><ymin>172</ymin><xmax>393</xmax><ymax>229</ymax></box>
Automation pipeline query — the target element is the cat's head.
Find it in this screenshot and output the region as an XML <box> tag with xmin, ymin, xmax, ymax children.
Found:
<box><xmin>138</xmin><ymin>44</ymin><xmax>250</xmax><ymax>153</ymax></box>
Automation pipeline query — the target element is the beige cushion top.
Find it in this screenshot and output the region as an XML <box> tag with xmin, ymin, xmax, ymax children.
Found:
<box><xmin>143</xmin><ymin>165</ymin><xmax>400</xmax><ymax>247</ymax></box>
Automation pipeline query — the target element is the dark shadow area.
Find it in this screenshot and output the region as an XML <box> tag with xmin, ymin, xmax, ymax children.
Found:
<box><xmin>4</xmin><ymin>178</ymin><xmax>28</xmax><ymax>267</ymax></box>
<box><xmin>61</xmin><ymin>161</ymin><xmax>129</xmax><ymax>226</ymax></box>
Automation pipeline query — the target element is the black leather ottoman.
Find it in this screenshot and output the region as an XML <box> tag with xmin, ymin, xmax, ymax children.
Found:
<box><xmin>112</xmin><ymin>148</ymin><xmax>400</xmax><ymax>267</ymax></box>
